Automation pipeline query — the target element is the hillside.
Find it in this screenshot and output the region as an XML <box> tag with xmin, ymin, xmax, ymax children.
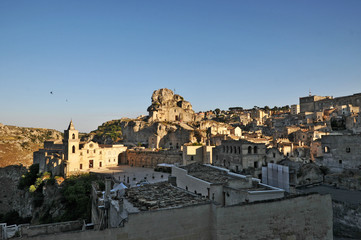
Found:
<box><xmin>0</xmin><ymin>123</ymin><xmax>62</xmax><ymax>167</ymax></box>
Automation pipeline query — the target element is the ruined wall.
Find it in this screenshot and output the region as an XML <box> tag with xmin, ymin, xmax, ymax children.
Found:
<box><xmin>127</xmin><ymin>150</ymin><xmax>182</xmax><ymax>168</ymax></box>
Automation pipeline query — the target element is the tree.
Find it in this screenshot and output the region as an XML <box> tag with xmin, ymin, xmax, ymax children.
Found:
<box><xmin>215</xmin><ymin>108</ymin><xmax>221</xmax><ymax>116</ymax></box>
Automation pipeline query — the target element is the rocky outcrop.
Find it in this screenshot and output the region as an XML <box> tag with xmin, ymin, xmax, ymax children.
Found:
<box><xmin>147</xmin><ymin>88</ymin><xmax>195</xmax><ymax>123</ymax></box>
<box><xmin>0</xmin><ymin>124</ymin><xmax>62</xmax><ymax>167</ymax></box>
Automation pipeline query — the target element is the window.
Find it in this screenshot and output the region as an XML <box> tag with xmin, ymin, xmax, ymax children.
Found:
<box><xmin>346</xmin><ymin>147</ymin><xmax>351</xmax><ymax>153</ymax></box>
<box><xmin>99</xmin><ymin>162</ymin><xmax>102</xmax><ymax>167</ymax></box>
<box><xmin>238</xmin><ymin>147</ymin><xmax>241</xmax><ymax>154</ymax></box>
<box><xmin>248</xmin><ymin>146</ymin><xmax>252</xmax><ymax>154</ymax></box>
<box><xmin>234</xmin><ymin>146</ymin><xmax>236</xmax><ymax>154</ymax></box>
<box><xmin>324</xmin><ymin>146</ymin><xmax>330</xmax><ymax>153</ymax></box>
<box><xmin>273</xmin><ymin>153</ymin><xmax>276</xmax><ymax>158</ymax></box>
<box><xmin>254</xmin><ymin>146</ymin><xmax>258</xmax><ymax>154</ymax></box>
<box><xmin>72</xmin><ymin>133</ymin><xmax>75</xmax><ymax>139</ymax></box>
<box><xmin>254</xmin><ymin>161</ymin><xmax>259</xmax><ymax>168</ymax></box>
<box><xmin>87</xmin><ymin>150</ymin><xmax>89</xmax><ymax>154</ymax></box>
<box><xmin>223</xmin><ymin>146</ymin><xmax>225</xmax><ymax>153</ymax></box>
<box><xmin>89</xmin><ymin>160</ymin><xmax>93</xmax><ymax>168</ymax></box>
<box><xmin>191</xmin><ymin>156</ymin><xmax>194</xmax><ymax>161</ymax></box>
<box><xmin>339</xmin><ymin>160</ymin><xmax>342</xmax><ymax>164</ymax></box>
<box><xmin>94</xmin><ymin>149</ymin><xmax>96</xmax><ymax>153</ymax></box>
<box><xmin>72</xmin><ymin>145</ymin><xmax>75</xmax><ymax>153</ymax></box>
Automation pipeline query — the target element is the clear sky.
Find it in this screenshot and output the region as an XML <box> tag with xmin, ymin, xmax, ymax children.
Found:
<box><xmin>1</xmin><ymin>0</ymin><xmax>361</xmax><ymax>132</ymax></box>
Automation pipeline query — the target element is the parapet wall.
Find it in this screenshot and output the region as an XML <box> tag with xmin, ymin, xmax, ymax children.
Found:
<box><xmin>19</xmin><ymin>193</ymin><xmax>333</xmax><ymax>240</ymax></box>
<box><xmin>20</xmin><ymin>220</ymin><xmax>83</xmax><ymax>238</ymax></box>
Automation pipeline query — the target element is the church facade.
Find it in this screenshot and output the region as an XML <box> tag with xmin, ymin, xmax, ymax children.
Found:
<box><xmin>33</xmin><ymin>121</ymin><xmax>127</xmax><ymax>177</ymax></box>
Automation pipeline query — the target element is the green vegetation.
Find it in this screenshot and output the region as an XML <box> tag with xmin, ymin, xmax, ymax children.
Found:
<box><xmin>57</xmin><ymin>173</ymin><xmax>98</xmax><ymax>222</ymax></box>
<box><xmin>18</xmin><ymin>164</ymin><xmax>39</xmax><ymax>190</ymax></box>
<box><xmin>91</xmin><ymin>120</ymin><xmax>122</xmax><ymax>142</ymax></box>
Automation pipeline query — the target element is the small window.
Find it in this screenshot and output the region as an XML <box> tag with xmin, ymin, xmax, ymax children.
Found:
<box><xmin>248</xmin><ymin>146</ymin><xmax>252</xmax><ymax>154</ymax></box>
<box><xmin>89</xmin><ymin>160</ymin><xmax>93</xmax><ymax>168</ymax></box>
<box><xmin>99</xmin><ymin>162</ymin><xmax>102</xmax><ymax>167</ymax></box>
<box><xmin>254</xmin><ymin>146</ymin><xmax>258</xmax><ymax>154</ymax></box>
<box><xmin>80</xmin><ymin>164</ymin><xmax>82</xmax><ymax>170</ymax></box>
<box><xmin>346</xmin><ymin>147</ymin><xmax>350</xmax><ymax>153</ymax></box>
<box><xmin>87</xmin><ymin>150</ymin><xmax>89</xmax><ymax>154</ymax></box>
<box><xmin>94</xmin><ymin>149</ymin><xmax>96</xmax><ymax>153</ymax></box>
<box><xmin>339</xmin><ymin>160</ymin><xmax>342</xmax><ymax>164</ymax></box>
<box><xmin>191</xmin><ymin>156</ymin><xmax>194</xmax><ymax>161</ymax></box>
<box><xmin>273</xmin><ymin>153</ymin><xmax>276</xmax><ymax>158</ymax></box>
<box><xmin>254</xmin><ymin>161</ymin><xmax>258</xmax><ymax>168</ymax></box>
<box><xmin>72</xmin><ymin>133</ymin><xmax>75</xmax><ymax>139</ymax></box>
<box><xmin>324</xmin><ymin>146</ymin><xmax>330</xmax><ymax>153</ymax></box>
<box><xmin>72</xmin><ymin>145</ymin><xmax>76</xmax><ymax>153</ymax></box>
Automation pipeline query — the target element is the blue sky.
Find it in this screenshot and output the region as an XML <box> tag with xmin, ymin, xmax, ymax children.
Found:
<box><xmin>1</xmin><ymin>0</ymin><xmax>361</xmax><ymax>132</ymax></box>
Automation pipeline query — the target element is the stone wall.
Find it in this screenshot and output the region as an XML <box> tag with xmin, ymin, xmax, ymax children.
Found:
<box><xmin>126</xmin><ymin>150</ymin><xmax>182</xmax><ymax>168</ymax></box>
<box><xmin>19</xmin><ymin>193</ymin><xmax>333</xmax><ymax>240</ymax></box>
<box><xmin>322</xmin><ymin>134</ymin><xmax>361</xmax><ymax>172</ymax></box>
<box><xmin>20</xmin><ymin>220</ymin><xmax>83</xmax><ymax>238</ymax></box>
<box><xmin>214</xmin><ymin>193</ymin><xmax>333</xmax><ymax>240</ymax></box>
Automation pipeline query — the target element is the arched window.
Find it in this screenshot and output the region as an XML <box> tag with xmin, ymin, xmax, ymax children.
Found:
<box><xmin>72</xmin><ymin>133</ymin><xmax>75</xmax><ymax>139</ymax></box>
<box><xmin>72</xmin><ymin>145</ymin><xmax>75</xmax><ymax>153</ymax></box>
<box><xmin>230</xmin><ymin>147</ymin><xmax>232</xmax><ymax>154</ymax></box>
<box><xmin>238</xmin><ymin>147</ymin><xmax>241</xmax><ymax>154</ymax></box>
<box><xmin>226</xmin><ymin>146</ymin><xmax>229</xmax><ymax>153</ymax></box>
<box><xmin>248</xmin><ymin>146</ymin><xmax>252</xmax><ymax>154</ymax></box>
<box><xmin>234</xmin><ymin>147</ymin><xmax>237</xmax><ymax>154</ymax></box>
<box><xmin>254</xmin><ymin>146</ymin><xmax>258</xmax><ymax>154</ymax></box>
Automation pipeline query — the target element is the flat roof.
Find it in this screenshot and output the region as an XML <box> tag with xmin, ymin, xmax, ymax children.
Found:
<box><xmin>125</xmin><ymin>182</ymin><xmax>210</xmax><ymax>211</ymax></box>
<box><xmin>181</xmin><ymin>164</ymin><xmax>232</xmax><ymax>184</ymax></box>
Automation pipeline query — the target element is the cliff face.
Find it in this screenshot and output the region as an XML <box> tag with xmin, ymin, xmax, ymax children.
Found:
<box><xmin>0</xmin><ymin>123</ymin><xmax>62</xmax><ymax>167</ymax></box>
<box><xmin>0</xmin><ymin>165</ymin><xmax>33</xmax><ymax>217</ymax></box>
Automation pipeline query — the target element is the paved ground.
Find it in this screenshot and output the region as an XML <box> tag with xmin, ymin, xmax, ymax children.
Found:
<box><xmin>298</xmin><ymin>185</ymin><xmax>361</xmax><ymax>205</ymax></box>
<box><xmin>90</xmin><ymin>165</ymin><xmax>170</xmax><ymax>187</ymax></box>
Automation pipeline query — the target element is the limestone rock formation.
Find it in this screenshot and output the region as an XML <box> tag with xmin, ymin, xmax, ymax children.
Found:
<box><xmin>147</xmin><ymin>88</ymin><xmax>195</xmax><ymax>123</ymax></box>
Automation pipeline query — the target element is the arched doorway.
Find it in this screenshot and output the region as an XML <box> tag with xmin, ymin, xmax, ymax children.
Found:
<box><xmin>118</xmin><ymin>152</ymin><xmax>128</xmax><ymax>165</ymax></box>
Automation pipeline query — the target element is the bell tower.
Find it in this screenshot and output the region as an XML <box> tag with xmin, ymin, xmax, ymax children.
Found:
<box><xmin>63</xmin><ymin>120</ymin><xmax>80</xmax><ymax>175</ymax></box>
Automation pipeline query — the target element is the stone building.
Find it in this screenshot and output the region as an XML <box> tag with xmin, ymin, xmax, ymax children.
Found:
<box><xmin>33</xmin><ymin>121</ymin><xmax>127</xmax><ymax>177</ymax></box>
<box><xmin>300</xmin><ymin>92</ymin><xmax>361</xmax><ymax>113</ymax></box>
<box><xmin>213</xmin><ymin>139</ymin><xmax>266</xmax><ymax>173</ymax></box>
<box><xmin>182</xmin><ymin>144</ymin><xmax>214</xmax><ymax>165</ymax></box>
<box><xmin>321</xmin><ymin>134</ymin><xmax>361</xmax><ymax>172</ymax></box>
<box><xmin>172</xmin><ymin>163</ymin><xmax>284</xmax><ymax>205</ymax></box>
<box><xmin>147</xmin><ymin>88</ymin><xmax>195</xmax><ymax>123</ymax></box>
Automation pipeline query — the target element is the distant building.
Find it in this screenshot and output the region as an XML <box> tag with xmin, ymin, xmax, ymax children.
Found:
<box><xmin>299</xmin><ymin>93</ymin><xmax>361</xmax><ymax>113</ymax></box>
<box><xmin>33</xmin><ymin>121</ymin><xmax>127</xmax><ymax>177</ymax></box>
<box><xmin>290</xmin><ymin>104</ymin><xmax>300</xmax><ymax>115</ymax></box>
<box><xmin>213</xmin><ymin>139</ymin><xmax>266</xmax><ymax>173</ymax></box>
